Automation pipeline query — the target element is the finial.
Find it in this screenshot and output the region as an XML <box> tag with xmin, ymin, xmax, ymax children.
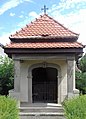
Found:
<box><xmin>41</xmin><ymin>5</ymin><xmax>48</xmax><ymax>14</ymax></box>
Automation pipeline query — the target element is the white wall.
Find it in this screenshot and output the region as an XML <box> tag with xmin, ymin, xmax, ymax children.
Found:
<box><xmin>0</xmin><ymin>46</ymin><xmax>6</xmax><ymax>56</ymax></box>
<box><xmin>20</xmin><ymin>59</ymin><xmax>67</xmax><ymax>103</ymax></box>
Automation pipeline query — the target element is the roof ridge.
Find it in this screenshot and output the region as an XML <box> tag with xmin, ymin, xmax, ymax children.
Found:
<box><xmin>10</xmin><ymin>13</ymin><xmax>79</xmax><ymax>39</ymax></box>
<box><xmin>44</xmin><ymin>14</ymin><xmax>79</xmax><ymax>36</ymax></box>
<box><xmin>28</xmin><ymin>14</ymin><xmax>79</xmax><ymax>37</ymax></box>
<box><xmin>76</xmin><ymin>41</ymin><xmax>85</xmax><ymax>48</ymax></box>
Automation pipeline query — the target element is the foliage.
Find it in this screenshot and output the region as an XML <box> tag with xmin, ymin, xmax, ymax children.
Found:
<box><xmin>75</xmin><ymin>53</ymin><xmax>86</xmax><ymax>94</ymax></box>
<box><xmin>0</xmin><ymin>96</ymin><xmax>19</xmax><ymax>119</ymax></box>
<box><xmin>79</xmin><ymin>54</ymin><xmax>86</xmax><ymax>73</ymax></box>
<box><xmin>0</xmin><ymin>56</ymin><xmax>14</xmax><ymax>95</ymax></box>
<box><xmin>63</xmin><ymin>95</ymin><xmax>86</xmax><ymax>119</ymax></box>
<box><xmin>76</xmin><ymin>72</ymin><xmax>86</xmax><ymax>94</ymax></box>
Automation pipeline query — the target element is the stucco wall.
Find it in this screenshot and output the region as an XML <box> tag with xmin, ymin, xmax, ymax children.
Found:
<box><xmin>20</xmin><ymin>59</ymin><xmax>67</xmax><ymax>103</ymax></box>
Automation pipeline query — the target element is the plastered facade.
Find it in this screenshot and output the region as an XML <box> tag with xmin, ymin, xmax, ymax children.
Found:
<box><xmin>9</xmin><ymin>54</ymin><xmax>78</xmax><ymax>104</ymax></box>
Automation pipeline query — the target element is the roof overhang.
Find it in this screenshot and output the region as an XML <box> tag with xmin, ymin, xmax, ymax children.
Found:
<box><xmin>10</xmin><ymin>36</ymin><xmax>78</xmax><ymax>42</ymax></box>
<box><xmin>4</xmin><ymin>47</ymin><xmax>83</xmax><ymax>58</ymax></box>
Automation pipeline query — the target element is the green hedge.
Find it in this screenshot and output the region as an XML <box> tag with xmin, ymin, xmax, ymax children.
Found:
<box><xmin>63</xmin><ymin>95</ymin><xmax>86</xmax><ymax>119</ymax></box>
<box><xmin>0</xmin><ymin>96</ymin><xmax>19</xmax><ymax>119</ymax></box>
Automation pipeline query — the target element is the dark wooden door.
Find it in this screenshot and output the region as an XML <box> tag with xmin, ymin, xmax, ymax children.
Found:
<box><xmin>32</xmin><ymin>67</ymin><xmax>58</xmax><ymax>103</ymax></box>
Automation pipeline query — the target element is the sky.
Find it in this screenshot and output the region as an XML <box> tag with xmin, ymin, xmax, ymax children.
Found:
<box><xmin>0</xmin><ymin>0</ymin><xmax>86</xmax><ymax>50</ymax></box>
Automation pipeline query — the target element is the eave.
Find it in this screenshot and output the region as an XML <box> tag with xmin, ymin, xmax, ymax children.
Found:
<box><xmin>9</xmin><ymin>36</ymin><xmax>78</xmax><ymax>43</ymax></box>
<box><xmin>4</xmin><ymin>47</ymin><xmax>83</xmax><ymax>58</ymax></box>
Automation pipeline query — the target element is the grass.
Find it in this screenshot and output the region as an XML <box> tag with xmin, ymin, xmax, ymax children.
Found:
<box><xmin>63</xmin><ymin>95</ymin><xmax>86</xmax><ymax>119</ymax></box>
<box><xmin>0</xmin><ymin>96</ymin><xmax>19</xmax><ymax>119</ymax></box>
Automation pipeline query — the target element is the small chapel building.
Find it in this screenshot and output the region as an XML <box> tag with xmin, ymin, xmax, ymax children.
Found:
<box><xmin>4</xmin><ymin>14</ymin><xmax>84</xmax><ymax>106</ymax></box>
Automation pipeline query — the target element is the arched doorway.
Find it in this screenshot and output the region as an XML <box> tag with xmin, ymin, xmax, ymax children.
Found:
<box><xmin>32</xmin><ymin>67</ymin><xmax>58</xmax><ymax>103</ymax></box>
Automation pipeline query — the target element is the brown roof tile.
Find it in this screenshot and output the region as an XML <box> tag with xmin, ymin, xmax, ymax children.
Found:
<box><xmin>6</xmin><ymin>42</ymin><xmax>83</xmax><ymax>49</ymax></box>
<box><xmin>10</xmin><ymin>14</ymin><xmax>79</xmax><ymax>39</ymax></box>
<box><xmin>4</xmin><ymin>14</ymin><xmax>84</xmax><ymax>56</ymax></box>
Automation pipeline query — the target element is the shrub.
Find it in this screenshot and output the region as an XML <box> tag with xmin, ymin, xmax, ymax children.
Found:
<box><xmin>0</xmin><ymin>96</ymin><xmax>19</xmax><ymax>119</ymax></box>
<box><xmin>76</xmin><ymin>72</ymin><xmax>86</xmax><ymax>94</ymax></box>
<box><xmin>0</xmin><ymin>56</ymin><xmax>14</xmax><ymax>95</ymax></box>
<box><xmin>63</xmin><ymin>95</ymin><xmax>86</xmax><ymax>119</ymax></box>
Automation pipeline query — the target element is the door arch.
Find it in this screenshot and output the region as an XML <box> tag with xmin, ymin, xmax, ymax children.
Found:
<box><xmin>28</xmin><ymin>62</ymin><xmax>61</xmax><ymax>104</ymax></box>
<box><xmin>32</xmin><ymin>67</ymin><xmax>57</xmax><ymax>103</ymax></box>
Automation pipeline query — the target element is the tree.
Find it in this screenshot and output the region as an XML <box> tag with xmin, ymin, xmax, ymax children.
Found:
<box><xmin>79</xmin><ymin>54</ymin><xmax>86</xmax><ymax>73</ymax></box>
<box><xmin>0</xmin><ymin>56</ymin><xmax>14</xmax><ymax>95</ymax></box>
<box><xmin>76</xmin><ymin>53</ymin><xmax>86</xmax><ymax>94</ymax></box>
<box><xmin>76</xmin><ymin>72</ymin><xmax>86</xmax><ymax>94</ymax></box>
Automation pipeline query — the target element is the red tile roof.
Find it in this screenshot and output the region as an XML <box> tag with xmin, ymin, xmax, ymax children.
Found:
<box><xmin>10</xmin><ymin>14</ymin><xmax>79</xmax><ymax>39</ymax></box>
<box><xmin>5</xmin><ymin>14</ymin><xmax>84</xmax><ymax>51</ymax></box>
<box><xmin>6</xmin><ymin>42</ymin><xmax>83</xmax><ymax>49</ymax></box>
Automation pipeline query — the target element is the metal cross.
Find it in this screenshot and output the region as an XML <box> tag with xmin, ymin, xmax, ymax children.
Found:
<box><xmin>41</xmin><ymin>5</ymin><xmax>48</xmax><ymax>14</ymax></box>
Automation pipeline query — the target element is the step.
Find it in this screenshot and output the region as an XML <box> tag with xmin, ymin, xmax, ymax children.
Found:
<box><xmin>20</xmin><ymin>102</ymin><xmax>62</xmax><ymax>107</ymax></box>
<box><xmin>19</xmin><ymin>112</ymin><xmax>64</xmax><ymax>116</ymax></box>
<box><xmin>20</xmin><ymin>112</ymin><xmax>65</xmax><ymax>119</ymax></box>
<box><xmin>19</xmin><ymin>103</ymin><xmax>65</xmax><ymax>119</ymax></box>
<box><xmin>19</xmin><ymin>106</ymin><xmax>64</xmax><ymax>113</ymax></box>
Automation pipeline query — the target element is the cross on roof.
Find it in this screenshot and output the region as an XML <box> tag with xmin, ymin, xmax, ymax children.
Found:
<box><xmin>41</xmin><ymin>5</ymin><xmax>48</xmax><ymax>14</ymax></box>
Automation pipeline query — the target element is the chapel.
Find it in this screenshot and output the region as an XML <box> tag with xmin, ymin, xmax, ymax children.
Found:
<box><xmin>4</xmin><ymin>12</ymin><xmax>84</xmax><ymax>118</ymax></box>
